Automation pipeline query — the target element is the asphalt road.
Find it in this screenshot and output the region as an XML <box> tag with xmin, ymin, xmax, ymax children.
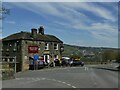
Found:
<box><xmin>2</xmin><ymin>64</ymin><xmax>119</xmax><ymax>88</ymax></box>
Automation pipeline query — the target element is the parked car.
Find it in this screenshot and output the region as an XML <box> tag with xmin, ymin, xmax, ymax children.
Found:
<box><xmin>38</xmin><ymin>60</ymin><xmax>44</xmax><ymax>69</ymax></box>
<box><xmin>29</xmin><ymin>60</ymin><xmax>44</xmax><ymax>70</ymax></box>
<box><xmin>54</xmin><ymin>59</ymin><xmax>61</xmax><ymax>66</ymax></box>
<box><xmin>61</xmin><ymin>59</ymin><xmax>70</xmax><ymax>66</ymax></box>
<box><xmin>70</xmin><ymin>60</ymin><xmax>84</xmax><ymax>67</ymax></box>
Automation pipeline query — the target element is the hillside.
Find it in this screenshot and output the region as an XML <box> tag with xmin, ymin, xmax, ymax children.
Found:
<box><xmin>63</xmin><ymin>44</ymin><xmax>118</xmax><ymax>57</ymax></box>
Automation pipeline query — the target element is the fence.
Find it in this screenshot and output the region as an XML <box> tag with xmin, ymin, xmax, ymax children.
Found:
<box><xmin>1</xmin><ymin>56</ymin><xmax>19</xmax><ymax>80</ymax></box>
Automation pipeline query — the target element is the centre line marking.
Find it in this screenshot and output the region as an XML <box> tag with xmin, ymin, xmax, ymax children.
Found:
<box><xmin>67</xmin><ymin>84</ymin><xmax>71</xmax><ymax>86</ymax></box>
<box><xmin>62</xmin><ymin>82</ymin><xmax>66</xmax><ymax>84</ymax></box>
<box><xmin>72</xmin><ymin>86</ymin><xmax>77</xmax><ymax>88</ymax></box>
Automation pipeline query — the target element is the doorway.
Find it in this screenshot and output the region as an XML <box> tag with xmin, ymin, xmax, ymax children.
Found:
<box><xmin>44</xmin><ymin>55</ymin><xmax>50</xmax><ymax>64</ymax></box>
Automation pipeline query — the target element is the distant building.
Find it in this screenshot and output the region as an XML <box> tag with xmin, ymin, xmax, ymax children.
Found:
<box><xmin>82</xmin><ymin>50</ymin><xmax>95</xmax><ymax>58</ymax></box>
<box><xmin>2</xmin><ymin>26</ymin><xmax>64</xmax><ymax>71</ymax></box>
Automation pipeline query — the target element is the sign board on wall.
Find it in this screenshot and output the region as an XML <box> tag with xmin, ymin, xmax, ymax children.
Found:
<box><xmin>43</xmin><ymin>51</ymin><xmax>50</xmax><ymax>54</ymax></box>
<box><xmin>28</xmin><ymin>46</ymin><xmax>39</xmax><ymax>53</ymax></box>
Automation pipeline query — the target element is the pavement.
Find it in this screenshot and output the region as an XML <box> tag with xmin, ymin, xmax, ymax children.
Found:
<box><xmin>2</xmin><ymin>64</ymin><xmax>119</xmax><ymax>88</ymax></box>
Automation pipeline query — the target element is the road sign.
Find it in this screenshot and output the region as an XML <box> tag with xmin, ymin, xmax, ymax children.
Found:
<box><xmin>33</xmin><ymin>55</ymin><xmax>39</xmax><ymax>60</ymax></box>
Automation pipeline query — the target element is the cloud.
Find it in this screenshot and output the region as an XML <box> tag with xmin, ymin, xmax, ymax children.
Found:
<box><xmin>4</xmin><ymin>21</ymin><xmax>16</xmax><ymax>24</ymax></box>
<box><xmin>73</xmin><ymin>22</ymin><xmax>118</xmax><ymax>39</ymax></box>
<box><xmin>90</xmin><ymin>23</ymin><xmax>117</xmax><ymax>33</ymax></box>
<box><xmin>5</xmin><ymin>2</ymin><xmax>118</xmax><ymax>47</ymax></box>
<box><xmin>62</xmin><ymin>2</ymin><xmax>117</xmax><ymax>22</ymax></box>
<box><xmin>11</xmin><ymin>2</ymin><xmax>117</xmax><ymax>23</ymax></box>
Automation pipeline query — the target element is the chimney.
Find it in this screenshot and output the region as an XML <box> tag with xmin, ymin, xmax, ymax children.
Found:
<box><xmin>31</xmin><ymin>28</ymin><xmax>37</xmax><ymax>38</ymax></box>
<box><xmin>39</xmin><ymin>26</ymin><xmax>44</xmax><ymax>35</ymax></box>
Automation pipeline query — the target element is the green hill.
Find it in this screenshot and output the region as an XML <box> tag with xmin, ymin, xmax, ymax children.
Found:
<box><xmin>62</xmin><ymin>44</ymin><xmax>80</xmax><ymax>57</ymax></box>
<box><xmin>63</xmin><ymin>44</ymin><xmax>118</xmax><ymax>57</ymax></box>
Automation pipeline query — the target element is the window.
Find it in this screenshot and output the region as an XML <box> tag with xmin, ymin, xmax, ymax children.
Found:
<box><xmin>13</xmin><ymin>42</ymin><xmax>17</xmax><ymax>51</ymax></box>
<box><xmin>9</xmin><ymin>58</ymin><xmax>14</xmax><ymax>62</ymax></box>
<box><xmin>5</xmin><ymin>58</ymin><xmax>8</xmax><ymax>62</ymax></box>
<box><xmin>7</xmin><ymin>43</ymin><xmax>11</xmax><ymax>47</ymax></box>
<box><xmin>54</xmin><ymin>43</ymin><xmax>58</xmax><ymax>50</ymax></box>
<box><xmin>6</xmin><ymin>48</ymin><xmax>9</xmax><ymax>52</ymax></box>
<box><xmin>8</xmin><ymin>43</ymin><xmax>12</xmax><ymax>47</ymax></box>
<box><xmin>13</xmin><ymin>48</ymin><xmax>17</xmax><ymax>52</ymax></box>
<box><xmin>2</xmin><ymin>59</ymin><xmax>5</xmax><ymax>62</ymax></box>
<box><xmin>14</xmin><ymin>43</ymin><xmax>17</xmax><ymax>47</ymax></box>
<box><xmin>44</xmin><ymin>43</ymin><xmax>49</xmax><ymax>50</ymax></box>
<box><xmin>7</xmin><ymin>59</ymin><xmax>10</xmax><ymax>62</ymax></box>
<box><xmin>16</xmin><ymin>41</ymin><xmax>20</xmax><ymax>51</ymax></box>
<box><xmin>54</xmin><ymin>55</ymin><xmax>58</xmax><ymax>59</ymax></box>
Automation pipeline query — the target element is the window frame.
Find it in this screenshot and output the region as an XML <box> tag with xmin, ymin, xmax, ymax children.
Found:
<box><xmin>44</xmin><ymin>43</ymin><xmax>49</xmax><ymax>50</ymax></box>
<box><xmin>54</xmin><ymin>43</ymin><xmax>58</xmax><ymax>50</ymax></box>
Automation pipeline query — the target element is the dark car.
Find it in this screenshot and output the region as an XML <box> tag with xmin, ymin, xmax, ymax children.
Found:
<box><xmin>61</xmin><ymin>59</ymin><xmax>70</xmax><ymax>66</ymax></box>
<box><xmin>48</xmin><ymin>59</ymin><xmax>61</xmax><ymax>67</ymax></box>
<box><xmin>70</xmin><ymin>60</ymin><xmax>84</xmax><ymax>66</ymax></box>
<box><xmin>29</xmin><ymin>60</ymin><xmax>44</xmax><ymax>70</ymax></box>
<box><xmin>38</xmin><ymin>60</ymin><xmax>44</xmax><ymax>69</ymax></box>
<box><xmin>54</xmin><ymin>59</ymin><xmax>61</xmax><ymax>66</ymax></box>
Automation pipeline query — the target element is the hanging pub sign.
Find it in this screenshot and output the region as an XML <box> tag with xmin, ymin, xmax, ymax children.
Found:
<box><xmin>28</xmin><ymin>46</ymin><xmax>39</xmax><ymax>53</ymax></box>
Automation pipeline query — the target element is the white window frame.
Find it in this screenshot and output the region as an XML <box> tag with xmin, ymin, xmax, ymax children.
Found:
<box><xmin>44</xmin><ymin>43</ymin><xmax>49</xmax><ymax>50</ymax></box>
<box><xmin>56</xmin><ymin>55</ymin><xmax>58</xmax><ymax>59</ymax></box>
<box><xmin>14</xmin><ymin>42</ymin><xmax>17</xmax><ymax>47</ymax></box>
<box><xmin>47</xmin><ymin>55</ymin><xmax>50</xmax><ymax>60</ymax></box>
<box><xmin>44</xmin><ymin>55</ymin><xmax>50</xmax><ymax>62</ymax></box>
<box><xmin>54</xmin><ymin>43</ymin><xmax>58</xmax><ymax>50</ymax></box>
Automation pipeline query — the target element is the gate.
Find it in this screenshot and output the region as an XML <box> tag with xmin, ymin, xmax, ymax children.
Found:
<box><xmin>2</xmin><ymin>56</ymin><xmax>19</xmax><ymax>73</ymax></box>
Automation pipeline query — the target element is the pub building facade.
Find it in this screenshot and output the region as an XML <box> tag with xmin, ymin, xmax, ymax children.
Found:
<box><xmin>2</xmin><ymin>26</ymin><xmax>64</xmax><ymax>72</ymax></box>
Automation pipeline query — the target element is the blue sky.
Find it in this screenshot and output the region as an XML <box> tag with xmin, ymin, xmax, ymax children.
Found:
<box><xmin>2</xmin><ymin>2</ymin><xmax>118</xmax><ymax>48</ymax></box>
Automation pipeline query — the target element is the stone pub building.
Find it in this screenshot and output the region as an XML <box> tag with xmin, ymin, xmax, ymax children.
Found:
<box><xmin>2</xmin><ymin>26</ymin><xmax>64</xmax><ymax>72</ymax></box>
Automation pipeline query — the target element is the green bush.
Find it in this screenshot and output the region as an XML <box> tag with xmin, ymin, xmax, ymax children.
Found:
<box><xmin>1</xmin><ymin>69</ymin><xmax>15</xmax><ymax>80</ymax></box>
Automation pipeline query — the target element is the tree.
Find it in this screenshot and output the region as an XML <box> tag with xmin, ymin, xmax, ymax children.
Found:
<box><xmin>102</xmin><ymin>50</ymin><xmax>118</xmax><ymax>62</ymax></box>
<box><xmin>69</xmin><ymin>54</ymin><xmax>80</xmax><ymax>60</ymax></box>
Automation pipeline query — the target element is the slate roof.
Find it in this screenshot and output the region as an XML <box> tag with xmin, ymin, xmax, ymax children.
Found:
<box><xmin>2</xmin><ymin>31</ymin><xmax>63</xmax><ymax>43</ymax></box>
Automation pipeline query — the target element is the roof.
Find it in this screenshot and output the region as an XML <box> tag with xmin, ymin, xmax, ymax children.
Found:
<box><xmin>2</xmin><ymin>31</ymin><xmax>63</xmax><ymax>43</ymax></box>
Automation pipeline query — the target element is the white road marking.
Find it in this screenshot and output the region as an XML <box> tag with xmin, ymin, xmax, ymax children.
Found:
<box><xmin>47</xmin><ymin>78</ymin><xmax>77</xmax><ymax>88</ymax></box>
<box><xmin>115</xmin><ymin>65</ymin><xmax>119</xmax><ymax>68</ymax></box>
<box><xmin>16</xmin><ymin>78</ymin><xmax>20</xmax><ymax>80</ymax></box>
<box><xmin>62</xmin><ymin>82</ymin><xmax>66</xmax><ymax>84</ymax></box>
<box><xmin>31</xmin><ymin>78</ymin><xmax>36</xmax><ymax>80</ymax></box>
<box><xmin>67</xmin><ymin>84</ymin><xmax>71</xmax><ymax>86</ymax></box>
<box><xmin>57</xmin><ymin>80</ymin><xmax>62</xmax><ymax>83</ymax></box>
<box><xmin>52</xmin><ymin>79</ymin><xmax>57</xmax><ymax>82</ymax></box>
<box><xmin>41</xmin><ymin>78</ymin><xmax>46</xmax><ymax>80</ymax></box>
<box><xmin>72</xmin><ymin>86</ymin><xmax>77</xmax><ymax>88</ymax></box>
<box><xmin>15</xmin><ymin>77</ymin><xmax>77</xmax><ymax>88</ymax></box>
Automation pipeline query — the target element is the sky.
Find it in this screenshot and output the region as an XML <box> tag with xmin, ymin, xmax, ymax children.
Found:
<box><xmin>2</xmin><ymin>1</ymin><xmax>118</xmax><ymax>48</ymax></box>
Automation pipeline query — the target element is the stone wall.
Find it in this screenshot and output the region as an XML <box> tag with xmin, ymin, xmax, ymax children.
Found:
<box><xmin>21</xmin><ymin>40</ymin><xmax>63</xmax><ymax>71</ymax></box>
<box><xmin>3</xmin><ymin>40</ymin><xmax>63</xmax><ymax>72</ymax></box>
